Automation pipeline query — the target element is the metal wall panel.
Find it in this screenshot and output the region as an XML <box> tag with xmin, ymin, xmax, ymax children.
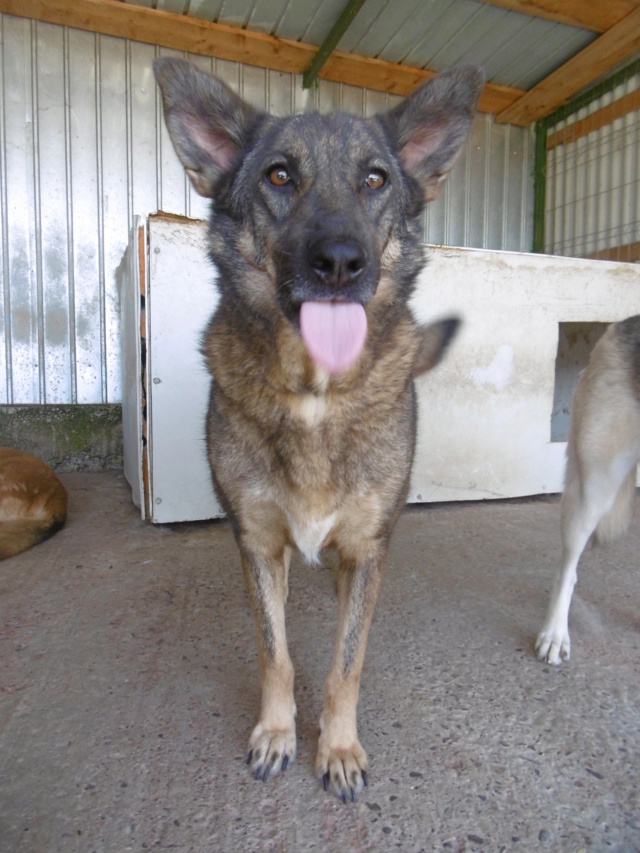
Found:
<box><xmin>0</xmin><ymin>13</ymin><xmax>534</xmax><ymax>404</ymax></box>
<box><xmin>2</xmin><ymin>15</ymin><xmax>40</xmax><ymax>405</ymax></box>
<box><xmin>424</xmin><ymin>114</ymin><xmax>533</xmax><ymax>252</ymax></box>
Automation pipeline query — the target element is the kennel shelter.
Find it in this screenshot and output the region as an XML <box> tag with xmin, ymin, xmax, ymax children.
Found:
<box><xmin>120</xmin><ymin>213</ymin><xmax>640</xmax><ymax>523</ymax></box>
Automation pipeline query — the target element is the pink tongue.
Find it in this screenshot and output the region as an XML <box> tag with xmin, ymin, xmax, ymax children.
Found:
<box><xmin>299</xmin><ymin>301</ymin><xmax>367</xmax><ymax>375</ymax></box>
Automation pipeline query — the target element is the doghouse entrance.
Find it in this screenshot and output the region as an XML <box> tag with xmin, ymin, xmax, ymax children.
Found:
<box><xmin>551</xmin><ymin>321</ymin><xmax>608</xmax><ymax>442</ymax></box>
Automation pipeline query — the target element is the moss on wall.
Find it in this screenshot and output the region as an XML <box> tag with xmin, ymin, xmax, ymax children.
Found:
<box><xmin>0</xmin><ymin>405</ymin><xmax>123</xmax><ymax>471</ymax></box>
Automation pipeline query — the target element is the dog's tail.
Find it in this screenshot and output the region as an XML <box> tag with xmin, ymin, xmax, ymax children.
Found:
<box><xmin>594</xmin><ymin>467</ymin><xmax>637</xmax><ymax>545</ymax></box>
<box><xmin>0</xmin><ymin>514</ymin><xmax>67</xmax><ymax>560</ymax></box>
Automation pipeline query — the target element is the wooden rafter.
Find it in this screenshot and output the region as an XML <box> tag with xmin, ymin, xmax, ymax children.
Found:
<box><xmin>497</xmin><ymin>4</ymin><xmax>640</xmax><ymax>125</ymax></box>
<box><xmin>0</xmin><ymin>0</ymin><xmax>521</xmax><ymax>114</ymax></box>
<box><xmin>584</xmin><ymin>241</ymin><xmax>640</xmax><ymax>263</ymax></box>
<box><xmin>478</xmin><ymin>0</ymin><xmax>640</xmax><ymax>33</ymax></box>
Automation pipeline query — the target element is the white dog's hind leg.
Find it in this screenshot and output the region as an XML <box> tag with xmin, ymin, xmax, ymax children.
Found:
<box><xmin>536</xmin><ymin>460</ymin><xmax>633</xmax><ymax>664</ymax></box>
<box><xmin>535</xmin><ymin>481</ymin><xmax>593</xmax><ymax>664</ymax></box>
<box><xmin>535</xmin><ymin>560</ymin><xmax>581</xmax><ymax>665</ymax></box>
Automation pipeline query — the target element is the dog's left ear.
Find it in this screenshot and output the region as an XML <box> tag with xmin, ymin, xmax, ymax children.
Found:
<box><xmin>381</xmin><ymin>66</ymin><xmax>484</xmax><ymax>201</ymax></box>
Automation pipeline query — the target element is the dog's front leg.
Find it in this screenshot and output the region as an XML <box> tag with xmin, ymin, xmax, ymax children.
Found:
<box><xmin>317</xmin><ymin>547</ymin><xmax>384</xmax><ymax>802</ymax></box>
<box><xmin>241</xmin><ymin>544</ymin><xmax>297</xmax><ymax>781</ymax></box>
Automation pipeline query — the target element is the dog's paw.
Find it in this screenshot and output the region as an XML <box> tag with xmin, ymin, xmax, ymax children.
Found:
<box><xmin>246</xmin><ymin>722</ymin><xmax>296</xmax><ymax>782</ymax></box>
<box><xmin>316</xmin><ymin>740</ymin><xmax>369</xmax><ymax>803</ymax></box>
<box><xmin>535</xmin><ymin>628</ymin><xmax>570</xmax><ymax>665</ymax></box>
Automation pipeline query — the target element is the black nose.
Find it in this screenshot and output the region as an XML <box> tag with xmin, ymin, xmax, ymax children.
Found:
<box><xmin>309</xmin><ymin>238</ymin><xmax>366</xmax><ymax>288</ymax></box>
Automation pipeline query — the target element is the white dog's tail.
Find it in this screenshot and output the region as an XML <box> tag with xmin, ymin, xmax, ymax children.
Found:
<box><xmin>594</xmin><ymin>467</ymin><xmax>637</xmax><ymax>545</ymax></box>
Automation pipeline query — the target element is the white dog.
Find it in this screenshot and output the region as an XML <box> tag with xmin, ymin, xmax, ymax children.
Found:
<box><xmin>536</xmin><ymin>316</ymin><xmax>640</xmax><ymax>665</ymax></box>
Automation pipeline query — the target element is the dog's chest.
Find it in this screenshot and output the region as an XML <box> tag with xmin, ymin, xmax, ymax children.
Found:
<box><xmin>278</xmin><ymin>407</ymin><xmax>340</xmax><ymax>562</ymax></box>
<box><xmin>293</xmin><ymin>393</ymin><xmax>327</xmax><ymax>427</ymax></box>
<box><xmin>285</xmin><ymin>509</ymin><xmax>337</xmax><ymax>564</ymax></box>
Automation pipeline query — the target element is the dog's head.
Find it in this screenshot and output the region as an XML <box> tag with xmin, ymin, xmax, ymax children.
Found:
<box><xmin>154</xmin><ymin>59</ymin><xmax>483</xmax><ymax>375</ymax></box>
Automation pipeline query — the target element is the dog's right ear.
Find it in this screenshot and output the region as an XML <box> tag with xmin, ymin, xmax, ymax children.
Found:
<box><xmin>153</xmin><ymin>58</ymin><xmax>263</xmax><ymax>197</ymax></box>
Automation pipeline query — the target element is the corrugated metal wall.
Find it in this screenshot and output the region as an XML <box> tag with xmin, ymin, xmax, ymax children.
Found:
<box><xmin>544</xmin><ymin>70</ymin><xmax>640</xmax><ymax>260</ymax></box>
<box><xmin>0</xmin><ymin>13</ymin><xmax>534</xmax><ymax>405</ymax></box>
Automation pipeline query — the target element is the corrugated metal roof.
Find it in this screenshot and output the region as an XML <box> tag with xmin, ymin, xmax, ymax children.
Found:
<box><xmin>133</xmin><ymin>0</ymin><xmax>598</xmax><ymax>91</ymax></box>
<box><xmin>337</xmin><ymin>0</ymin><xmax>595</xmax><ymax>88</ymax></box>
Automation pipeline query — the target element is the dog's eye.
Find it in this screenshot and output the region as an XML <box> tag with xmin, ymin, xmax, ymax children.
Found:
<box><xmin>267</xmin><ymin>166</ymin><xmax>291</xmax><ymax>187</ymax></box>
<box><xmin>365</xmin><ymin>170</ymin><xmax>386</xmax><ymax>190</ymax></box>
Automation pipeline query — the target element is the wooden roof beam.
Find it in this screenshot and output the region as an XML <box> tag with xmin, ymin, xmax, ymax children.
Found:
<box><xmin>478</xmin><ymin>0</ymin><xmax>640</xmax><ymax>33</ymax></box>
<box><xmin>497</xmin><ymin>4</ymin><xmax>640</xmax><ymax>125</ymax></box>
<box><xmin>0</xmin><ymin>0</ymin><xmax>523</xmax><ymax>114</ymax></box>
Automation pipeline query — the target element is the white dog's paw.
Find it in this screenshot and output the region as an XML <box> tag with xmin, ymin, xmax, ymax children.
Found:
<box><xmin>535</xmin><ymin>627</ymin><xmax>570</xmax><ymax>665</ymax></box>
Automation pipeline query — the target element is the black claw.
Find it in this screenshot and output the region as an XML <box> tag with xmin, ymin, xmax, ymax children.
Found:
<box><xmin>323</xmin><ymin>772</ymin><xmax>330</xmax><ymax>792</ymax></box>
<box><xmin>282</xmin><ymin>754</ymin><xmax>289</xmax><ymax>773</ymax></box>
<box><xmin>362</xmin><ymin>770</ymin><xmax>368</xmax><ymax>787</ymax></box>
<box><xmin>341</xmin><ymin>791</ymin><xmax>348</xmax><ymax>805</ymax></box>
<box><xmin>263</xmin><ymin>752</ymin><xmax>279</xmax><ymax>782</ymax></box>
<box><xmin>246</xmin><ymin>750</ymin><xmax>253</xmax><ymax>765</ymax></box>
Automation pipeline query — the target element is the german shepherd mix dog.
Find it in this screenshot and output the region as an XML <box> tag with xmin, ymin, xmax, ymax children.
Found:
<box><xmin>536</xmin><ymin>316</ymin><xmax>640</xmax><ymax>665</ymax></box>
<box><xmin>154</xmin><ymin>58</ymin><xmax>483</xmax><ymax>800</ymax></box>
<box><xmin>0</xmin><ymin>447</ymin><xmax>67</xmax><ymax>560</ymax></box>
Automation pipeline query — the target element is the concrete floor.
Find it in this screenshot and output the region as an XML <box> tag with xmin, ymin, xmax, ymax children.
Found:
<box><xmin>0</xmin><ymin>471</ymin><xmax>639</xmax><ymax>853</ymax></box>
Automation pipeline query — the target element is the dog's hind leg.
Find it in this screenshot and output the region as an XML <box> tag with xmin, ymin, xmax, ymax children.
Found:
<box><xmin>535</xmin><ymin>466</ymin><xmax>596</xmax><ymax>664</ymax></box>
<box><xmin>535</xmin><ymin>454</ymin><xmax>636</xmax><ymax>665</ymax></box>
<box><xmin>316</xmin><ymin>544</ymin><xmax>385</xmax><ymax>802</ymax></box>
<box><xmin>241</xmin><ymin>543</ymin><xmax>297</xmax><ymax>781</ymax></box>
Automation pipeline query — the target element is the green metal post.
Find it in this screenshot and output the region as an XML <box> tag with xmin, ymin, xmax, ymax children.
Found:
<box><xmin>302</xmin><ymin>0</ymin><xmax>367</xmax><ymax>90</ymax></box>
<box><xmin>532</xmin><ymin>120</ymin><xmax>548</xmax><ymax>253</ymax></box>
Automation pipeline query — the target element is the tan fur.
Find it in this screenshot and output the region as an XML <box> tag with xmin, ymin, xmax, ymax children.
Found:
<box><xmin>201</xmin><ymin>280</ymin><xmax>451</xmax><ymax>801</ymax></box>
<box><xmin>0</xmin><ymin>447</ymin><xmax>67</xmax><ymax>559</ymax></box>
<box><xmin>569</xmin><ymin>325</ymin><xmax>640</xmax><ymax>545</ymax></box>
<box><xmin>595</xmin><ymin>467</ymin><xmax>636</xmax><ymax>543</ymax></box>
<box><xmin>153</xmin><ymin>57</ymin><xmax>481</xmax><ymax>801</ymax></box>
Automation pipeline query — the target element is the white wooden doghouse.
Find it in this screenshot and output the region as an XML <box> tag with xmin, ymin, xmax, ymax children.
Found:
<box><xmin>120</xmin><ymin>213</ymin><xmax>640</xmax><ymax>523</ymax></box>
